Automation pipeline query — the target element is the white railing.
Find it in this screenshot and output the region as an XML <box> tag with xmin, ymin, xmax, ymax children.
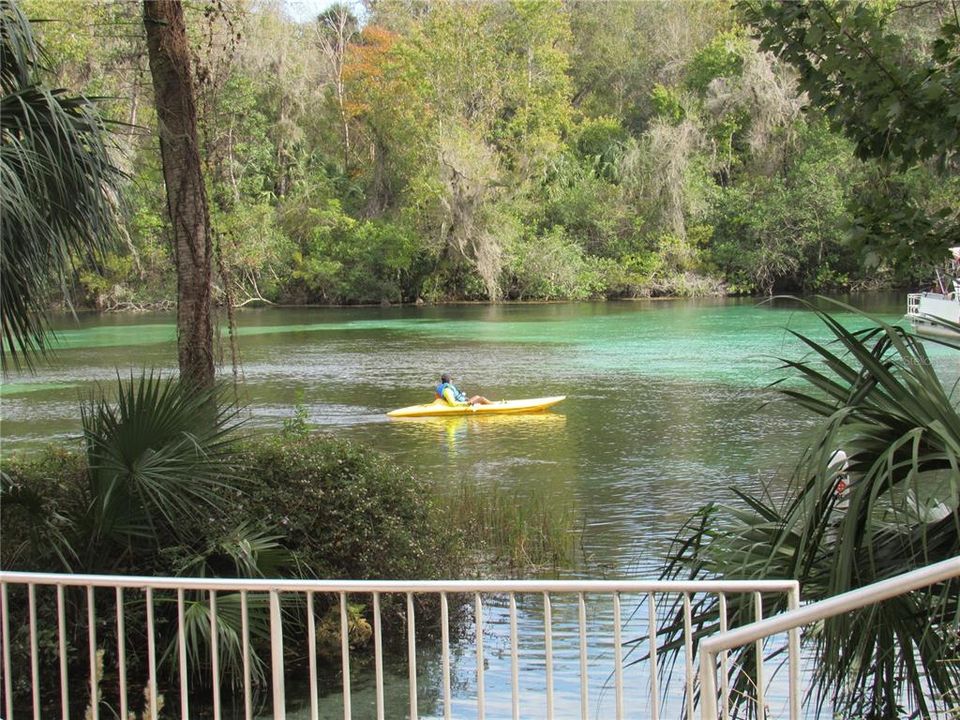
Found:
<box><xmin>699</xmin><ymin>555</ymin><xmax>960</xmax><ymax>720</ymax></box>
<box><xmin>907</xmin><ymin>292</ymin><xmax>921</xmax><ymax>317</ymax></box>
<box><xmin>0</xmin><ymin>572</ymin><xmax>799</xmax><ymax>720</ymax></box>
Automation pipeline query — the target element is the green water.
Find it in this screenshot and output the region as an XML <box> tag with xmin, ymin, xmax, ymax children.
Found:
<box><xmin>0</xmin><ymin>295</ymin><xmax>929</xmax><ymax>569</ymax></box>
<box><xmin>2</xmin><ymin>295</ymin><xmax>948</xmax><ymax>717</ymax></box>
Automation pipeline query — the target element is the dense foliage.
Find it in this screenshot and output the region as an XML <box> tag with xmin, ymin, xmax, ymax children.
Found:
<box><xmin>741</xmin><ymin>0</ymin><xmax>960</xmax><ymax>270</ymax></box>
<box><xmin>1</xmin><ymin>374</ymin><xmax>463</xmax><ymax>712</ymax></box>
<box><xmin>229</xmin><ymin>433</ymin><xmax>463</xmax><ymax>580</ymax></box>
<box><xmin>18</xmin><ymin>0</ymin><xmax>959</xmax><ymax>308</ymax></box>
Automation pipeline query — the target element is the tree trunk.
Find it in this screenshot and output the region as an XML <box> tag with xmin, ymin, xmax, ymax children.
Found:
<box><xmin>143</xmin><ymin>0</ymin><xmax>215</xmax><ymax>392</ymax></box>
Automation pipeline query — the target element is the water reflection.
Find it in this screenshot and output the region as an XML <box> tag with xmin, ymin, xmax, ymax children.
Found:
<box><xmin>388</xmin><ymin>412</ymin><xmax>567</xmax><ymax>455</ymax></box>
<box><xmin>268</xmin><ymin>591</ymin><xmax>796</xmax><ymax>719</ymax></box>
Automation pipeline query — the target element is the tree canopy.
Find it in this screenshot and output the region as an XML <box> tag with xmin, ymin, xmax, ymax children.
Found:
<box><xmin>741</xmin><ymin>0</ymin><xmax>960</xmax><ymax>268</ymax></box>
<box><xmin>14</xmin><ymin>0</ymin><xmax>960</xmax><ymax>308</ymax></box>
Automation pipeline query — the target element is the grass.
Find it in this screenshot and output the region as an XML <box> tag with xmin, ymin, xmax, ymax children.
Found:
<box><xmin>440</xmin><ymin>478</ymin><xmax>580</xmax><ymax>571</ymax></box>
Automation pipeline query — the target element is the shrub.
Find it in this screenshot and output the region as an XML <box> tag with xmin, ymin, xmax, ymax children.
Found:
<box><xmin>1</xmin><ymin>432</ymin><xmax>467</xmax><ymax>709</ymax></box>
<box><xmin>80</xmin><ymin>373</ymin><xmax>240</xmax><ymax>570</ymax></box>
<box><xmin>227</xmin><ymin>434</ymin><xmax>467</xmax><ymax>650</ymax></box>
<box><xmin>230</xmin><ymin>434</ymin><xmax>464</xmax><ymax>581</ymax></box>
<box><xmin>287</xmin><ymin>199</ymin><xmax>425</xmax><ymax>303</ymax></box>
<box><xmin>1</xmin><ymin>447</ymin><xmax>86</xmax><ymax>571</ymax></box>
<box><xmin>504</xmin><ymin>227</ymin><xmax>608</xmax><ymax>300</ymax></box>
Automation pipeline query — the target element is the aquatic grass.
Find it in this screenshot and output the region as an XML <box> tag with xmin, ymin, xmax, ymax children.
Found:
<box><xmin>441</xmin><ymin>479</ymin><xmax>580</xmax><ymax>570</ymax></box>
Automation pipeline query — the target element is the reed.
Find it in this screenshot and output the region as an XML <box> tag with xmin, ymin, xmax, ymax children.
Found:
<box><xmin>440</xmin><ymin>479</ymin><xmax>580</xmax><ymax>570</ymax></box>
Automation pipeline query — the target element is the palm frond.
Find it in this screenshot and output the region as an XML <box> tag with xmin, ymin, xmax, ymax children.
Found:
<box><xmin>0</xmin><ymin>0</ymin><xmax>121</xmax><ymax>369</ymax></box>
<box><xmin>173</xmin><ymin>521</ymin><xmax>296</xmax><ymax>580</ymax></box>
<box><xmin>159</xmin><ymin>591</ymin><xmax>271</xmax><ymax>690</ymax></box>
<box><xmin>653</xmin><ymin>298</ymin><xmax>960</xmax><ymax>718</ymax></box>
<box><xmin>80</xmin><ymin>371</ymin><xmax>242</xmax><ymax>563</ymax></box>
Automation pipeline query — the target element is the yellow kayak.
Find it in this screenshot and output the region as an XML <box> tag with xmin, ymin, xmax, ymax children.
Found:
<box><xmin>387</xmin><ymin>396</ymin><xmax>566</xmax><ymax>418</ymax></box>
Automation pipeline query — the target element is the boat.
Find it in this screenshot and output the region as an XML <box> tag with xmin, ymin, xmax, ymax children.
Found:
<box><xmin>387</xmin><ymin>395</ymin><xmax>566</xmax><ymax>418</ymax></box>
<box><xmin>907</xmin><ymin>291</ymin><xmax>960</xmax><ymax>340</ymax></box>
<box><xmin>906</xmin><ymin>247</ymin><xmax>960</xmax><ymax>342</ymax></box>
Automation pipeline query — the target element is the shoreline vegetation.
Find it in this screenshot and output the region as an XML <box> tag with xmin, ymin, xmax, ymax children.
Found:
<box><xmin>44</xmin><ymin>287</ymin><xmax>909</xmax><ymax>317</ymax></box>
<box><xmin>1</xmin><ymin>374</ymin><xmax>579</xmax><ymax>714</ymax></box>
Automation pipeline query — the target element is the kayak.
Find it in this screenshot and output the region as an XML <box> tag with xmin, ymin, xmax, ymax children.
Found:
<box><xmin>387</xmin><ymin>395</ymin><xmax>566</xmax><ymax>418</ymax></box>
<box><xmin>387</xmin><ymin>396</ymin><xmax>565</xmax><ymax>418</ymax></box>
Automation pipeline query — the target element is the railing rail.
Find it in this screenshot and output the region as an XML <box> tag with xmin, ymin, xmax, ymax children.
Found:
<box><xmin>0</xmin><ymin>571</ymin><xmax>802</xmax><ymax>593</ymax></box>
<box><xmin>6</xmin><ymin>561</ymin><xmax>959</xmax><ymax>719</ymax></box>
<box><xmin>0</xmin><ymin>571</ymin><xmax>798</xmax><ymax>720</ymax></box>
<box><xmin>698</xmin><ymin>555</ymin><xmax>960</xmax><ymax>720</ymax></box>
<box><xmin>906</xmin><ymin>292</ymin><xmax>922</xmax><ymax>316</ymax></box>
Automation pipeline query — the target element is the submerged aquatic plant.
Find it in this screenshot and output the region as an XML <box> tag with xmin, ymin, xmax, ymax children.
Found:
<box><xmin>653</xmin><ymin>298</ymin><xmax>960</xmax><ymax>718</ymax></box>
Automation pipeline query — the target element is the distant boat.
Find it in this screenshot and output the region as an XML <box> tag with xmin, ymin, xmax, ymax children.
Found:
<box><xmin>906</xmin><ymin>247</ymin><xmax>960</xmax><ymax>342</ymax></box>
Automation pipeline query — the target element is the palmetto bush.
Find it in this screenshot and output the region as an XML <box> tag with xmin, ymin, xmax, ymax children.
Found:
<box><xmin>1</xmin><ymin>373</ymin><xmax>261</xmax><ymax>703</ymax></box>
<box><xmin>655</xmin><ymin>300</ymin><xmax>959</xmax><ymax>719</ymax></box>
<box><xmin>2</xmin><ymin>373</ymin><xmax>242</xmax><ymax>574</ymax></box>
<box><xmin>78</xmin><ymin>371</ymin><xmax>240</xmax><ymax>568</ymax></box>
<box><xmin>78</xmin><ymin>373</ymin><xmax>285</xmax><ymax>692</ymax></box>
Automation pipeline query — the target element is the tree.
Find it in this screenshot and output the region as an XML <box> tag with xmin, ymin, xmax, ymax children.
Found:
<box><xmin>436</xmin><ymin>124</ymin><xmax>507</xmax><ymax>300</ymax></box>
<box><xmin>142</xmin><ymin>0</ymin><xmax>215</xmax><ymax>391</ymax></box>
<box><xmin>316</xmin><ymin>3</ymin><xmax>359</xmax><ymax>174</ymax></box>
<box><xmin>344</xmin><ymin>24</ymin><xmax>429</xmax><ymax>217</ymax></box>
<box><xmin>740</xmin><ymin>0</ymin><xmax>960</xmax><ymax>267</ymax></box>
<box><xmin>567</xmin><ymin>1</ymin><xmax>636</xmax><ymax>115</ymax></box>
<box><xmin>0</xmin><ymin>0</ymin><xmax>120</xmax><ymax>369</ymax></box>
<box><xmin>490</xmin><ymin>0</ymin><xmax>573</xmax><ymax>174</ymax></box>
<box><xmin>239</xmin><ymin>1</ymin><xmax>319</xmax><ymax>200</ymax></box>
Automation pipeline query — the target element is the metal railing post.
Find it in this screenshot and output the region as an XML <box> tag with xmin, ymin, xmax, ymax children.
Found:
<box><xmin>787</xmin><ymin>583</ymin><xmax>801</xmax><ymax>720</ymax></box>
<box><xmin>269</xmin><ymin>589</ymin><xmax>286</xmax><ymax>720</ymax></box>
<box><xmin>699</xmin><ymin>648</ymin><xmax>719</xmax><ymax>720</ymax></box>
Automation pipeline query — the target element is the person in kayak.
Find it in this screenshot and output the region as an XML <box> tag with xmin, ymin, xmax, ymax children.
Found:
<box><xmin>436</xmin><ymin>374</ymin><xmax>492</xmax><ymax>406</ymax></box>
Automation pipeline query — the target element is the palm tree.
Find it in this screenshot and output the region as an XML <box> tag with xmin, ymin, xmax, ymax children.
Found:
<box><xmin>0</xmin><ymin>0</ymin><xmax>120</xmax><ymax>369</ymax></box>
<box><xmin>655</xmin><ymin>299</ymin><xmax>959</xmax><ymax>718</ymax></box>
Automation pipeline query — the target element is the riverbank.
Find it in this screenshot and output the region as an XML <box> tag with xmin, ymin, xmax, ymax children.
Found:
<box><xmin>60</xmin><ymin>280</ymin><xmax>912</xmax><ymax>315</ymax></box>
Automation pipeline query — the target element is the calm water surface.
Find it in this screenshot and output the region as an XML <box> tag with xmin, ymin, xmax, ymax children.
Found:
<box><xmin>2</xmin><ymin>295</ymin><xmax>947</xmax><ymax>717</ymax></box>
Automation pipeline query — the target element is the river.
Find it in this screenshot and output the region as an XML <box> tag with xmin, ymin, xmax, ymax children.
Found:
<box><xmin>1</xmin><ymin>294</ymin><xmax>944</xmax><ymax>717</ymax></box>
